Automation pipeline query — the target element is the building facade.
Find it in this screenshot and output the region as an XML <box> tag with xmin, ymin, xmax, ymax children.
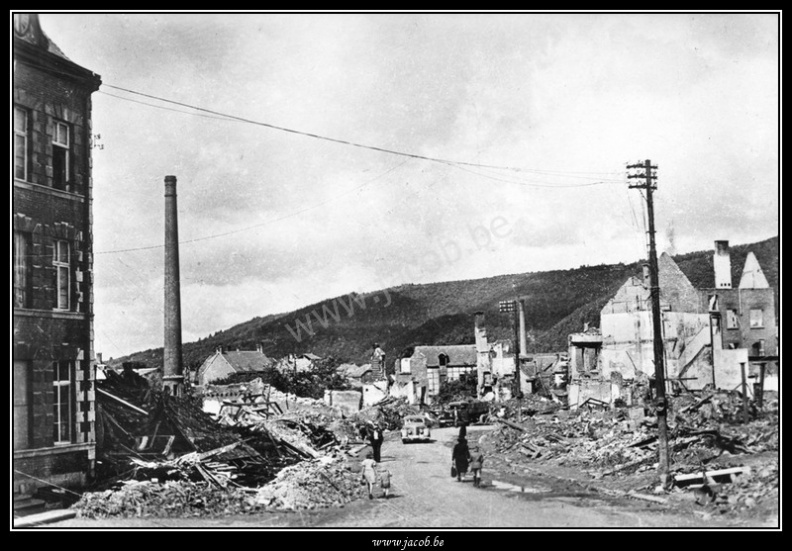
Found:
<box><xmin>195</xmin><ymin>345</ymin><xmax>274</xmax><ymax>386</ymax></box>
<box><xmin>13</xmin><ymin>14</ymin><xmax>102</xmax><ymax>494</ymax></box>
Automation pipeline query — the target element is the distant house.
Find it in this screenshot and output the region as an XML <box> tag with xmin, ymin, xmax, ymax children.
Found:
<box><xmin>278</xmin><ymin>353</ymin><xmax>322</xmax><ymax>373</ymax></box>
<box><xmin>196</xmin><ymin>345</ymin><xmax>274</xmax><ymax>386</ymax></box>
<box><xmin>397</xmin><ymin>345</ymin><xmax>477</xmax><ymax>403</ymax></box>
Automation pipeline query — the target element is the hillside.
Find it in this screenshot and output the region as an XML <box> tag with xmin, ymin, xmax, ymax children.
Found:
<box><xmin>112</xmin><ymin>235</ymin><xmax>779</xmax><ymax>370</ymax></box>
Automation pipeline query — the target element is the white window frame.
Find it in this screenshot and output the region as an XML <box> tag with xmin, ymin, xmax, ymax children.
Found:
<box><xmin>749</xmin><ymin>309</ymin><xmax>764</xmax><ymax>329</ymax></box>
<box><xmin>14</xmin><ymin>106</ymin><xmax>28</xmax><ymax>181</ymax></box>
<box><xmin>52</xmin><ymin>120</ymin><xmax>70</xmax><ymax>187</ymax></box>
<box><xmin>53</xmin><ymin>360</ymin><xmax>73</xmax><ymax>445</ymax></box>
<box><xmin>427</xmin><ymin>367</ymin><xmax>440</xmax><ymax>395</ymax></box>
<box><xmin>54</xmin><ymin>240</ymin><xmax>70</xmax><ymax>310</ymax></box>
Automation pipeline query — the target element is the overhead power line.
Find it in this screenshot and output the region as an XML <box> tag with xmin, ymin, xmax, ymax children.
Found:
<box><xmin>101</xmin><ymin>82</ymin><xmax>625</xmax><ymax>179</ymax></box>
<box><xmin>95</xmin><ymin>158</ymin><xmax>411</xmax><ymax>254</ymax></box>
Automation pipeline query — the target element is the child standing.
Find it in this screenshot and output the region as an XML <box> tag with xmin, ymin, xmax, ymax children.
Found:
<box><xmin>378</xmin><ymin>466</ymin><xmax>392</xmax><ymax>498</ymax></box>
<box><xmin>470</xmin><ymin>447</ymin><xmax>484</xmax><ymax>487</ymax></box>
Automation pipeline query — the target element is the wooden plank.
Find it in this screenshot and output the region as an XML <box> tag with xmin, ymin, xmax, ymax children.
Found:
<box><xmin>498</xmin><ymin>419</ymin><xmax>525</xmax><ymax>432</ymax></box>
<box><xmin>627</xmin><ymin>491</ymin><xmax>668</xmax><ymax>504</ymax></box>
<box><xmin>161</xmin><ymin>435</ymin><xmax>176</xmax><ymax>456</ymax></box>
<box><xmin>97</xmin><ymin>388</ymin><xmax>148</xmax><ymax>415</ymax></box>
<box><xmin>679</xmin><ymin>394</ymin><xmax>713</xmax><ymax>414</ymax></box>
<box><xmin>674</xmin><ymin>466</ymin><xmax>751</xmax><ymax>483</ymax></box>
<box><xmin>197</xmin><ymin>441</ymin><xmax>242</xmax><ymax>461</ymax></box>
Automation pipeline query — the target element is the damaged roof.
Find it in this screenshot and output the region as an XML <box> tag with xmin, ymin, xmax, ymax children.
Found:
<box><xmin>412</xmin><ymin>345</ymin><xmax>477</xmax><ymax>366</ymax></box>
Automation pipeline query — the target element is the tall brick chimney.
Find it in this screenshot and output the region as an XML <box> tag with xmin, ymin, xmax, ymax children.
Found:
<box><xmin>163</xmin><ymin>175</ymin><xmax>183</xmax><ymax>396</ymax></box>
<box><xmin>714</xmin><ymin>240</ymin><xmax>732</xmax><ymax>289</ymax></box>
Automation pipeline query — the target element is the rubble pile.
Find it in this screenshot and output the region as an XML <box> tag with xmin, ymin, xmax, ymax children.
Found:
<box><xmin>253</xmin><ymin>456</ymin><xmax>368</xmax><ymax>510</ymax></box>
<box><xmin>709</xmin><ymin>460</ymin><xmax>779</xmax><ymax>514</ymax></box>
<box><xmin>484</xmin><ymin>389</ymin><xmax>779</xmax><ymax>480</ymax></box>
<box><xmin>355</xmin><ymin>396</ymin><xmax>416</xmax><ymax>430</ymax></box>
<box><xmin>70</xmin><ymin>368</ymin><xmax>396</xmax><ymax>518</ymax></box>
<box><xmin>73</xmin><ymin>480</ymin><xmax>258</xmax><ymax>518</ymax></box>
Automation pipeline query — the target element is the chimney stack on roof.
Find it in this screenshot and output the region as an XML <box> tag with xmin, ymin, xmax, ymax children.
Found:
<box><xmin>714</xmin><ymin>240</ymin><xmax>732</xmax><ymax>289</ymax></box>
<box><xmin>216</xmin><ymin>345</ymin><xmax>224</xmax><ymax>355</ymax></box>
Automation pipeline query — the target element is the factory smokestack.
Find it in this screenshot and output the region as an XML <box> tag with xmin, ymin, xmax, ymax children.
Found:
<box><xmin>163</xmin><ymin>175</ymin><xmax>183</xmax><ymax>396</ymax></box>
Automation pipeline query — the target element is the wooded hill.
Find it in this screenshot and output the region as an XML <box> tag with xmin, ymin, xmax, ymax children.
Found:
<box><xmin>112</xmin><ymin>235</ymin><xmax>779</xmax><ymax>371</ymax></box>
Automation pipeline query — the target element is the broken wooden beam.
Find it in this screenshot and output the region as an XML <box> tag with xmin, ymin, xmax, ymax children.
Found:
<box><xmin>601</xmin><ymin>456</ymin><xmax>652</xmax><ymax>477</ymax></box>
<box><xmin>97</xmin><ymin>388</ymin><xmax>148</xmax><ymax>415</ymax></box>
<box><xmin>196</xmin><ymin>441</ymin><xmax>242</xmax><ymax>461</ymax></box>
<box><xmin>498</xmin><ymin>419</ymin><xmax>526</xmax><ymax>432</ymax></box>
<box><xmin>627</xmin><ymin>491</ymin><xmax>668</xmax><ymax>504</ymax></box>
<box><xmin>679</xmin><ymin>393</ymin><xmax>713</xmax><ymax>414</ymax></box>
<box><xmin>674</xmin><ymin>466</ymin><xmax>752</xmax><ymax>485</ymax></box>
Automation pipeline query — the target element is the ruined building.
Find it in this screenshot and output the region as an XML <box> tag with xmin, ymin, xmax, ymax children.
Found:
<box><xmin>13</xmin><ymin>14</ymin><xmax>102</xmax><ymax>494</ymax></box>
<box><xmin>568</xmin><ymin>240</ymin><xmax>778</xmax><ymax>408</ymax></box>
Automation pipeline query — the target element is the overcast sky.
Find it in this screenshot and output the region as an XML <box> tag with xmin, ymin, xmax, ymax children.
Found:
<box><xmin>34</xmin><ymin>12</ymin><xmax>779</xmax><ymax>359</ymax></box>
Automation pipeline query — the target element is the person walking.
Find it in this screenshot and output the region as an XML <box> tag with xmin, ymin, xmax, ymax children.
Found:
<box><xmin>369</xmin><ymin>422</ymin><xmax>385</xmax><ymax>462</ymax></box>
<box><xmin>452</xmin><ymin>436</ymin><xmax>471</xmax><ymax>482</ymax></box>
<box><xmin>361</xmin><ymin>452</ymin><xmax>377</xmax><ymax>499</ymax></box>
<box><xmin>470</xmin><ymin>446</ymin><xmax>485</xmax><ymax>487</ymax></box>
<box><xmin>378</xmin><ymin>465</ymin><xmax>392</xmax><ymax>498</ymax></box>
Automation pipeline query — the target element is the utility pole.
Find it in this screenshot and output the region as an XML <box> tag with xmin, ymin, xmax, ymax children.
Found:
<box><xmin>499</xmin><ymin>299</ymin><xmax>522</xmax><ymax>422</ymax></box>
<box><xmin>627</xmin><ymin>159</ymin><xmax>670</xmax><ymax>487</ymax></box>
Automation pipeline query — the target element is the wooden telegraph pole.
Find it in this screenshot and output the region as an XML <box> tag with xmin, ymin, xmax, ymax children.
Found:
<box><xmin>627</xmin><ymin>160</ymin><xmax>670</xmax><ymax>487</ymax></box>
<box><xmin>499</xmin><ymin>299</ymin><xmax>522</xmax><ymax>422</ymax></box>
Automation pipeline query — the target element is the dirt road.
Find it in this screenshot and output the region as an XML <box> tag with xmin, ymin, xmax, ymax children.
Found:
<box><xmin>45</xmin><ymin>424</ymin><xmax>753</xmax><ymax>529</ymax></box>
<box><xmin>314</xmin><ymin>425</ymin><xmax>729</xmax><ymax>528</ymax></box>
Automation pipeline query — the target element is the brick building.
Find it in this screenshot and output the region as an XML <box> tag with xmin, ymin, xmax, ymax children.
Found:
<box><xmin>699</xmin><ymin>242</ymin><xmax>778</xmax><ymax>357</ymax></box>
<box><xmin>13</xmin><ymin>14</ymin><xmax>102</xmax><ymax>494</ymax></box>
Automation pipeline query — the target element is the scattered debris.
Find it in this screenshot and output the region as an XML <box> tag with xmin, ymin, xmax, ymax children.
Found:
<box><xmin>253</xmin><ymin>456</ymin><xmax>368</xmax><ymax>510</ymax></box>
<box><xmin>480</xmin><ymin>387</ymin><xmax>779</xmax><ymax>518</ymax></box>
<box><xmin>73</xmin><ymin>480</ymin><xmax>259</xmax><ymax>518</ymax></box>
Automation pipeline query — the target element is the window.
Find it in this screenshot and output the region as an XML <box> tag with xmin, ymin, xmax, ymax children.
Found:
<box><xmin>14</xmin><ymin>107</ymin><xmax>28</xmax><ymax>180</ymax></box>
<box><xmin>52</xmin><ymin>121</ymin><xmax>70</xmax><ymax>189</ymax></box>
<box><xmin>447</xmin><ymin>366</ymin><xmax>473</xmax><ymax>381</ymax></box>
<box><xmin>53</xmin><ymin>360</ymin><xmax>73</xmax><ymax>444</ymax></box>
<box><xmin>726</xmin><ymin>309</ymin><xmax>739</xmax><ymax>329</ymax></box>
<box><xmin>427</xmin><ymin>367</ymin><xmax>440</xmax><ymax>396</ymax></box>
<box><xmin>14</xmin><ymin>361</ymin><xmax>30</xmax><ymax>449</ymax></box>
<box><xmin>438</xmin><ymin>354</ymin><xmax>449</xmax><ymax>366</ymax></box>
<box><xmin>750</xmin><ymin>309</ymin><xmax>764</xmax><ymax>329</ymax></box>
<box><xmin>13</xmin><ymin>232</ymin><xmax>31</xmax><ymax>308</ymax></box>
<box><xmin>54</xmin><ymin>240</ymin><xmax>70</xmax><ymax>310</ymax></box>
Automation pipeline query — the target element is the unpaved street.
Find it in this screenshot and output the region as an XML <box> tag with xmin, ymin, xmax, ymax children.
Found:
<box><xmin>47</xmin><ymin>425</ymin><xmax>750</xmax><ymax>529</ymax></box>
<box><xmin>313</xmin><ymin>426</ymin><xmax>727</xmax><ymax>528</ymax></box>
